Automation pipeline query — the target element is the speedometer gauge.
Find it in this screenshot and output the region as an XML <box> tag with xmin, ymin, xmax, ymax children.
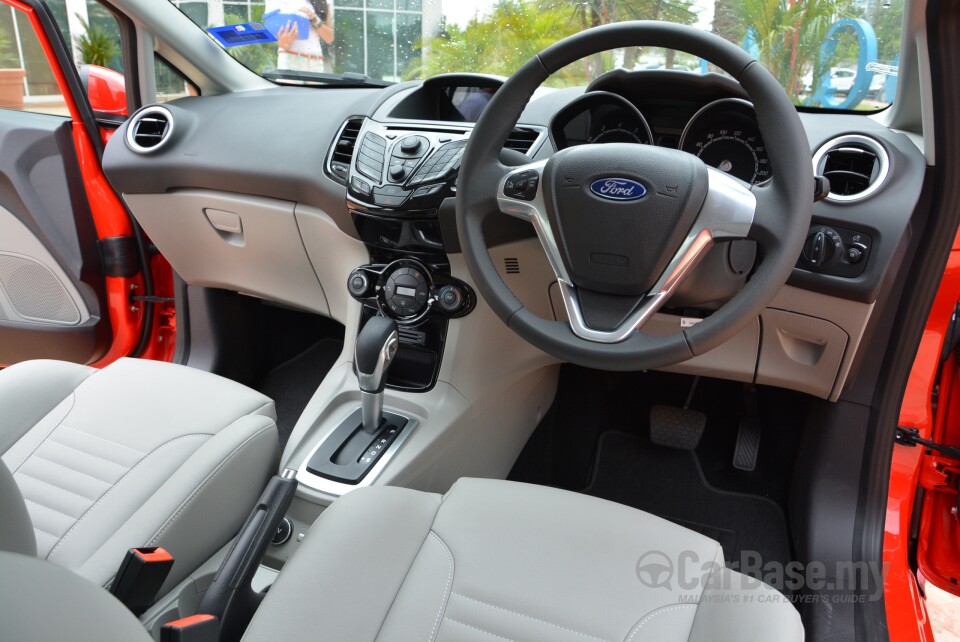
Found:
<box><xmin>679</xmin><ymin>98</ymin><xmax>771</xmax><ymax>185</ymax></box>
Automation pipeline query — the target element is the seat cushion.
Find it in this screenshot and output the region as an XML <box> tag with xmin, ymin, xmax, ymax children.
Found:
<box><xmin>241</xmin><ymin>478</ymin><xmax>803</xmax><ymax>642</ymax></box>
<box><xmin>0</xmin><ymin>551</ymin><xmax>153</xmax><ymax>642</ymax></box>
<box><xmin>0</xmin><ymin>358</ymin><xmax>279</xmax><ymax>591</ymax></box>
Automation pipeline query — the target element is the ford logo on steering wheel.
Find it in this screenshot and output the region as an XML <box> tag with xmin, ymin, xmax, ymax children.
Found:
<box><xmin>589</xmin><ymin>178</ymin><xmax>648</xmax><ymax>201</ymax></box>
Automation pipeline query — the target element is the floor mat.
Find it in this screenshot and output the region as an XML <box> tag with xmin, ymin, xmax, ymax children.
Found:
<box><xmin>255</xmin><ymin>338</ymin><xmax>343</xmax><ymax>448</ymax></box>
<box><xmin>584</xmin><ymin>431</ymin><xmax>792</xmax><ymax>574</ymax></box>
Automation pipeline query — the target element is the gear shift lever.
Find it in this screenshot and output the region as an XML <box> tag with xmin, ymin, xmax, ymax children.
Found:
<box><xmin>355</xmin><ymin>316</ymin><xmax>399</xmax><ymax>433</ymax></box>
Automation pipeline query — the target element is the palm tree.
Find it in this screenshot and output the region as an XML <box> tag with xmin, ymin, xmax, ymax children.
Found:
<box><xmin>735</xmin><ymin>0</ymin><xmax>849</xmax><ymax>101</ymax></box>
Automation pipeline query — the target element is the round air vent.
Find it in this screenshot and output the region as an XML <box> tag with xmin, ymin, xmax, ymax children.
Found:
<box><xmin>811</xmin><ymin>134</ymin><xmax>890</xmax><ymax>203</ymax></box>
<box><xmin>125</xmin><ymin>106</ymin><xmax>174</xmax><ymax>154</ymax></box>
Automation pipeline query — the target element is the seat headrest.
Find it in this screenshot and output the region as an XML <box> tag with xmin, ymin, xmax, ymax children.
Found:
<box><xmin>0</xmin><ymin>460</ymin><xmax>36</xmax><ymax>557</ymax></box>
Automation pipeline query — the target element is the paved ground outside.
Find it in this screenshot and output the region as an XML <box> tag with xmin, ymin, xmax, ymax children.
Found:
<box><xmin>928</xmin><ymin>582</ymin><xmax>960</xmax><ymax>641</ymax></box>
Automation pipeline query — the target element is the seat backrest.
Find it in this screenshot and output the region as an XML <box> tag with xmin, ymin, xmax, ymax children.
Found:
<box><xmin>0</xmin><ymin>459</ymin><xmax>36</xmax><ymax>556</ymax></box>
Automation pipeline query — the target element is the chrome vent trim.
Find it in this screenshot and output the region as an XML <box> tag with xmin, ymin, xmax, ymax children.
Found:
<box><xmin>326</xmin><ymin>117</ymin><xmax>364</xmax><ymax>184</ymax></box>
<box><xmin>812</xmin><ymin>134</ymin><xmax>890</xmax><ymax>203</ymax></box>
<box><xmin>125</xmin><ymin>106</ymin><xmax>174</xmax><ymax>154</ymax></box>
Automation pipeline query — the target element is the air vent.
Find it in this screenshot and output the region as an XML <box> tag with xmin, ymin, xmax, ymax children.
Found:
<box><xmin>125</xmin><ymin>106</ymin><xmax>174</xmax><ymax>154</ymax></box>
<box><xmin>504</xmin><ymin>127</ymin><xmax>542</xmax><ymax>155</ymax></box>
<box><xmin>504</xmin><ymin>257</ymin><xmax>520</xmax><ymax>274</ymax></box>
<box><xmin>327</xmin><ymin>118</ymin><xmax>363</xmax><ymax>184</ymax></box>
<box><xmin>812</xmin><ymin>135</ymin><xmax>889</xmax><ymax>203</ymax></box>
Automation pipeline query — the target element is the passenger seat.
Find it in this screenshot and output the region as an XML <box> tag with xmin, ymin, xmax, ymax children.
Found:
<box><xmin>0</xmin><ymin>357</ymin><xmax>279</xmax><ymax>594</ymax></box>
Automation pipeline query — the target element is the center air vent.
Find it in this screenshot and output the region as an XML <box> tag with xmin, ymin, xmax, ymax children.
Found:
<box><xmin>125</xmin><ymin>106</ymin><xmax>173</xmax><ymax>154</ymax></box>
<box><xmin>812</xmin><ymin>134</ymin><xmax>889</xmax><ymax>203</ymax></box>
<box><xmin>326</xmin><ymin>117</ymin><xmax>363</xmax><ymax>184</ymax></box>
<box><xmin>504</xmin><ymin>127</ymin><xmax>543</xmax><ymax>155</ymax></box>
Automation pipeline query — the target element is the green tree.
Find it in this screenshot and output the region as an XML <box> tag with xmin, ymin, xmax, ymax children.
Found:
<box><xmin>736</xmin><ymin>0</ymin><xmax>850</xmax><ymax>102</ymax></box>
<box><xmin>411</xmin><ymin>1</ymin><xmax>585</xmax><ymax>84</ymax></box>
<box><xmin>0</xmin><ymin>25</ymin><xmax>19</xmax><ymax>68</ymax></box>
<box><xmin>75</xmin><ymin>15</ymin><xmax>119</xmax><ymax>68</ymax></box>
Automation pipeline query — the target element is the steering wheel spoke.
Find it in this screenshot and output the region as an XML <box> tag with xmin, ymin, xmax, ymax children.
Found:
<box><xmin>496</xmin><ymin>160</ymin><xmax>571</xmax><ymax>283</ymax></box>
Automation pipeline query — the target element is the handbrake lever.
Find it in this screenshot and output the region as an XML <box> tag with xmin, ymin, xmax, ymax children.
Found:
<box><xmin>196</xmin><ymin>469</ymin><xmax>298</xmax><ymax>642</ymax></box>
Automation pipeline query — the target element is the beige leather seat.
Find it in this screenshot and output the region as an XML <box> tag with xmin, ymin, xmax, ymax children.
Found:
<box><xmin>0</xmin><ymin>357</ymin><xmax>279</xmax><ymax>591</ymax></box>
<box><xmin>241</xmin><ymin>479</ymin><xmax>803</xmax><ymax>642</ymax></box>
<box><xmin>0</xmin><ymin>471</ymin><xmax>802</xmax><ymax>641</ymax></box>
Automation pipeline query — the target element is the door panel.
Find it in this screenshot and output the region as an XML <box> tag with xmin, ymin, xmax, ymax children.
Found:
<box><xmin>0</xmin><ymin>103</ymin><xmax>109</xmax><ymax>363</ymax></box>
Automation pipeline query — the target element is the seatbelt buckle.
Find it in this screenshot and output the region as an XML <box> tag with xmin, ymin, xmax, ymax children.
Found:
<box><xmin>109</xmin><ymin>547</ymin><xmax>175</xmax><ymax>615</ymax></box>
<box><xmin>161</xmin><ymin>614</ymin><xmax>220</xmax><ymax>642</ymax></box>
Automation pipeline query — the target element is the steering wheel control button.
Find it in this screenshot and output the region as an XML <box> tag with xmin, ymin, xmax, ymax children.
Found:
<box><xmin>272</xmin><ymin>518</ymin><xmax>293</xmax><ymax>546</ymax></box>
<box><xmin>505</xmin><ymin>170</ymin><xmax>540</xmax><ymax>201</ymax></box>
<box><xmin>348</xmin><ymin>271</ymin><xmax>370</xmax><ymax>297</ymax></box>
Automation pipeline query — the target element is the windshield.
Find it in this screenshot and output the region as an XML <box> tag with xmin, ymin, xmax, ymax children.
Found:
<box><xmin>170</xmin><ymin>0</ymin><xmax>904</xmax><ymax>110</ymax></box>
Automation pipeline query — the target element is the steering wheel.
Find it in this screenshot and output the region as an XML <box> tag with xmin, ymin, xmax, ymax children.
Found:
<box><xmin>456</xmin><ymin>22</ymin><xmax>813</xmax><ymax>371</ymax></box>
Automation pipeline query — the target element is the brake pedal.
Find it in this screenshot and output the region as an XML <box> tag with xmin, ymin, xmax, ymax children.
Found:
<box><xmin>733</xmin><ymin>418</ymin><xmax>762</xmax><ymax>471</ymax></box>
<box><xmin>649</xmin><ymin>405</ymin><xmax>706</xmax><ymax>450</ymax></box>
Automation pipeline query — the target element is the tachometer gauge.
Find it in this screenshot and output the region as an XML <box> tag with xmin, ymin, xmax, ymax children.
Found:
<box><xmin>550</xmin><ymin>91</ymin><xmax>653</xmax><ymax>150</ymax></box>
<box><xmin>589</xmin><ymin>124</ymin><xmax>647</xmax><ymax>144</ymax></box>
<box><xmin>679</xmin><ymin>98</ymin><xmax>771</xmax><ymax>185</ymax></box>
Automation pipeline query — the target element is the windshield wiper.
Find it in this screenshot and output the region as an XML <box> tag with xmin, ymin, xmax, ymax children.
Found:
<box><xmin>262</xmin><ymin>68</ymin><xmax>393</xmax><ymax>88</ymax></box>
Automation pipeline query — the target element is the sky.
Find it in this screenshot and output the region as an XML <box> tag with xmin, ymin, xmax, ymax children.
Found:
<box><xmin>440</xmin><ymin>0</ymin><xmax>716</xmax><ymax>31</ymax></box>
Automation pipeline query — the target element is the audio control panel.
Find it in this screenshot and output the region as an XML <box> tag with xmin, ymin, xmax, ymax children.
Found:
<box><xmin>796</xmin><ymin>224</ymin><xmax>872</xmax><ymax>278</ymax></box>
<box><xmin>347</xmin><ymin>259</ymin><xmax>475</xmax><ymax>324</ymax></box>
<box><xmin>346</xmin><ymin>121</ymin><xmax>470</xmax><ymax>214</ymax></box>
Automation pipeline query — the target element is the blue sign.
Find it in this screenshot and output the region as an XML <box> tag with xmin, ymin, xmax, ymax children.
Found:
<box><xmin>207</xmin><ymin>23</ymin><xmax>278</xmax><ymax>48</ymax></box>
<box><xmin>589</xmin><ymin>178</ymin><xmax>648</xmax><ymax>202</ymax></box>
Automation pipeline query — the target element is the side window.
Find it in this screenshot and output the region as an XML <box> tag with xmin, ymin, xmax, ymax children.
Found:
<box><xmin>156</xmin><ymin>55</ymin><xmax>198</xmax><ymax>103</ymax></box>
<box><xmin>0</xmin><ymin>5</ymin><xmax>67</xmax><ymax>116</ymax></box>
<box><xmin>0</xmin><ymin>2</ymin><xmax>126</xmax><ymax>117</ymax></box>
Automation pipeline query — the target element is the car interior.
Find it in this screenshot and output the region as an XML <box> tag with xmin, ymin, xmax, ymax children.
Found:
<box><xmin>0</xmin><ymin>0</ymin><xmax>958</xmax><ymax>641</ymax></box>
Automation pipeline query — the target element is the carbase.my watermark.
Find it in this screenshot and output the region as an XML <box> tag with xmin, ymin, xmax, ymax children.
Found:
<box><xmin>635</xmin><ymin>550</ymin><xmax>887</xmax><ymax>602</ymax></box>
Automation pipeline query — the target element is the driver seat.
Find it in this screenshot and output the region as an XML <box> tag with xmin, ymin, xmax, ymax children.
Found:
<box><xmin>0</xmin><ymin>474</ymin><xmax>803</xmax><ymax>641</ymax></box>
<box><xmin>241</xmin><ymin>478</ymin><xmax>803</xmax><ymax>641</ymax></box>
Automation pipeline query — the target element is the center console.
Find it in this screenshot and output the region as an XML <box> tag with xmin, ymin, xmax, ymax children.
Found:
<box><xmin>287</xmin><ymin>76</ymin><xmax>552</xmax><ymax>506</ymax></box>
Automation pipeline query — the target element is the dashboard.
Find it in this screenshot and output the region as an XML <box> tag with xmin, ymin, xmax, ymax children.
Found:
<box><xmin>101</xmin><ymin>70</ymin><xmax>928</xmax><ymax>400</ymax></box>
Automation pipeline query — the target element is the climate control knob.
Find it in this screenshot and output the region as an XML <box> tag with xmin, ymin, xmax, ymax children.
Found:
<box><xmin>347</xmin><ymin>270</ymin><xmax>370</xmax><ymax>297</ymax></box>
<box><xmin>437</xmin><ymin>285</ymin><xmax>464</xmax><ymax>313</ymax></box>
<box><xmin>801</xmin><ymin>227</ymin><xmax>843</xmax><ymax>269</ymax></box>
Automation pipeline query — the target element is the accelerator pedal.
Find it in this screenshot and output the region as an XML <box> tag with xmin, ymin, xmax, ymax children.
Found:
<box><xmin>649</xmin><ymin>404</ymin><xmax>706</xmax><ymax>450</ymax></box>
<box><xmin>733</xmin><ymin>420</ymin><xmax>762</xmax><ymax>472</ymax></box>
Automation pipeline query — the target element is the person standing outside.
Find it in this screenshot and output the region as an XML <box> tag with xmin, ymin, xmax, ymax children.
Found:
<box><xmin>269</xmin><ymin>0</ymin><xmax>334</xmax><ymax>73</ymax></box>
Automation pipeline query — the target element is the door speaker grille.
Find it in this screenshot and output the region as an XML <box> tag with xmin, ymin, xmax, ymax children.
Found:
<box><xmin>0</xmin><ymin>253</ymin><xmax>81</xmax><ymax>324</ymax></box>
